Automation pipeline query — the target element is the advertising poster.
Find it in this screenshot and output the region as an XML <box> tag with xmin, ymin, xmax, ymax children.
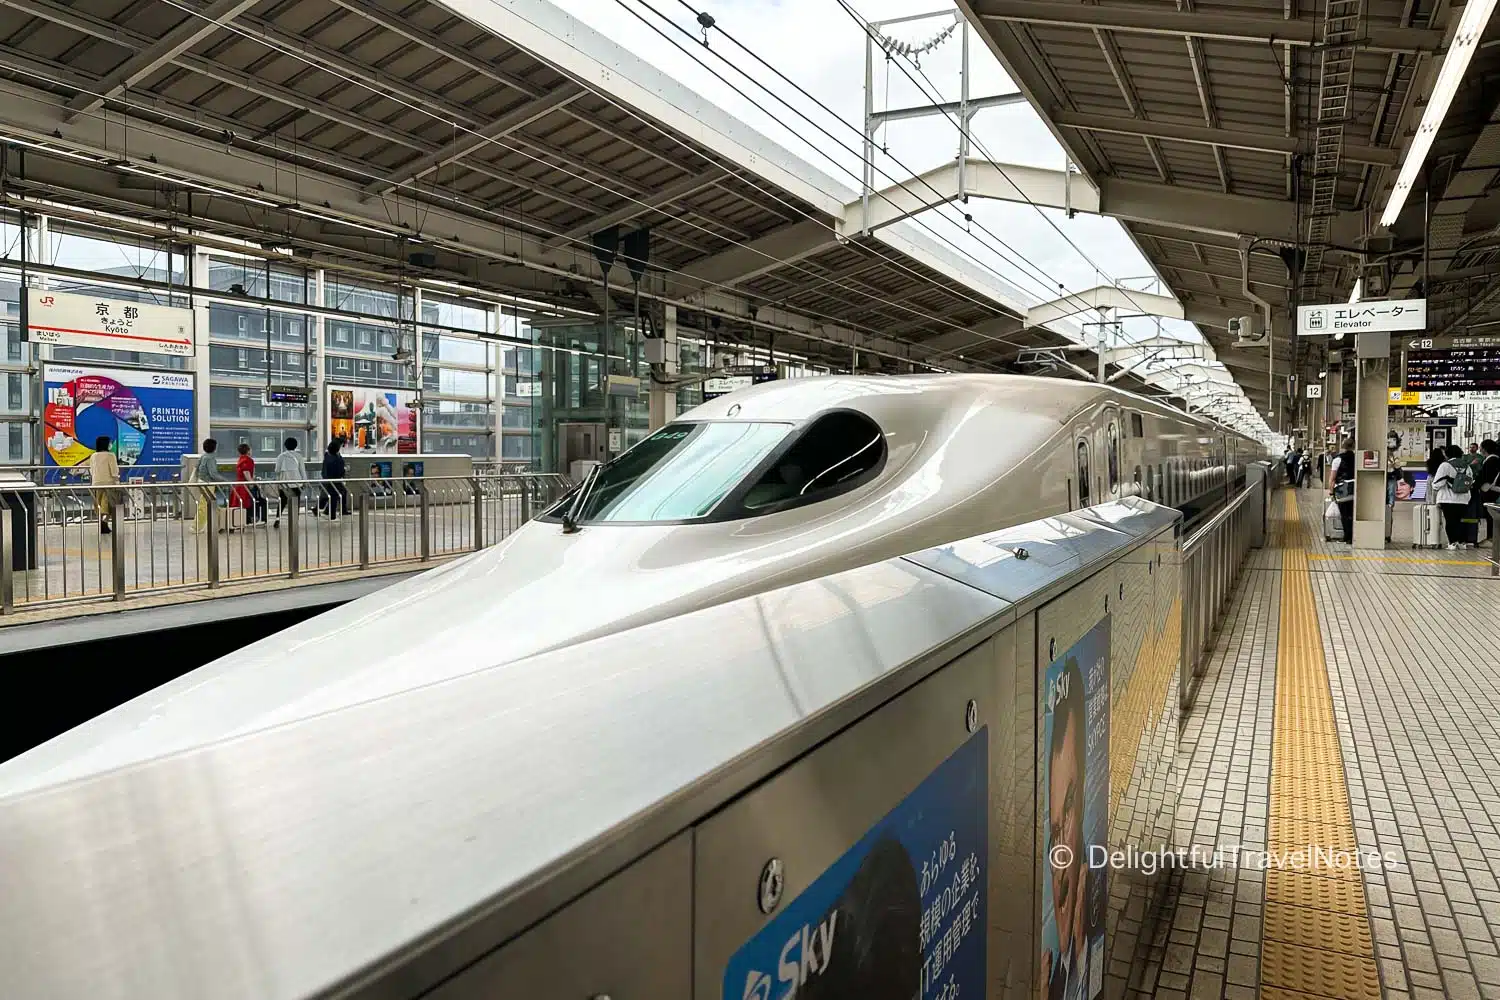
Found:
<box><xmin>724</xmin><ymin>732</ymin><xmax>987</xmax><ymax>1000</ymax></box>
<box><xmin>42</xmin><ymin>365</ymin><xmax>194</xmax><ymax>478</ymax></box>
<box><xmin>1387</xmin><ymin>421</ymin><xmax>1429</xmax><ymax>467</ymax></box>
<box><xmin>328</xmin><ymin>384</ymin><xmax>418</xmax><ymax>455</ymax></box>
<box><xmin>1041</xmin><ymin>616</ymin><xmax>1111</xmax><ymax>1000</ymax></box>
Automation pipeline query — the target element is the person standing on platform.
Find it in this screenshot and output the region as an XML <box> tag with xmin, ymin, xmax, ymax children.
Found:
<box><xmin>273</xmin><ymin>437</ymin><xmax>302</xmax><ymax>529</ymax></box>
<box><xmin>192</xmin><ymin>439</ymin><xmax>227</xmax><ymax>534</ymax></box>
<box><xmin>1328</xmin><ymin>437</ymin><xmax>1356</xmax><ymax>544</ymax></box>
<box><xmin>1475</xmin><ymin>439</ymin><xmax>1500</xmax><ymax>544</ymax></box>
<box><xmin>1430</xmin><ymin>445</ymin><xmax>1472</xmax><ymax>549</ymax></box>
<box><xmin>229</xmin><ymin>442</ymin><xmax>256</xmax><ymax>526</ymax></box>
<box><xmin>87</xmin><ymin>435</ymin><xmax>120</xmax><ymax>536</ymax></box>
<box><xmin>321</xmin><ymin>438</ymin><xmax>349</xmax><ymax>522</ymax></box>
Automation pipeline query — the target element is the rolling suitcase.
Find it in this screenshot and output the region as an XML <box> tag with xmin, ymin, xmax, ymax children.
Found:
<box><xmin>1412</xmin><ymin>504</ymin><xmax>1444</xmax><ymax>548</ymax></box>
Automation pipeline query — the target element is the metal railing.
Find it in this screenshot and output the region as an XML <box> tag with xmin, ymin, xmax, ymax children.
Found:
<box><xmin>1179</xmin><ymin>472</ymin><xmax>1268</xmax><ymax>710</ymax></box>
<box><xmin>0</xmin><ymin>472</ymin><xmax>572</xmax><ymax>615</ymax></box>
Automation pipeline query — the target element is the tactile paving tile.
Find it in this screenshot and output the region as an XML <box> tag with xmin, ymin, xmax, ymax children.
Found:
<box><xmin>1266</xmin><ymin>865</ymin><xmax>1369</xmax><ymax>913</ymax></box>
<box><xmin>1268</xmin><ymin>816</ymin><xmax>1359</xmax><ymax>853</ymax></box>
<box><xmin>1263</xmin><ymin>904</ymin><xmax>1374</xmax><ymax>955</ymax></box>
<box><xmin>1261</xmin><ymin>939</ymin><xmax>1382</xmax><ymax>1000</ymax></box>
<box><xmin>1260</xmin><ymin>989</ymin><xmax>1362</xmax><ymax>1000</ymax></box>
<box><xmin>1269</xmin><ymin>794</ymin><xmax>1352</xmax><ymax>825</ymax></box>
<box><xmin>1258</xmin><ymin>492</ymin><xmax>1382</xmax><ymax>998</ymax></box>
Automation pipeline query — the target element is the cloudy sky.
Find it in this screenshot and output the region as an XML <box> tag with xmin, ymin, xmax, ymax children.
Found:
<box><xmin>541</xmin><ymin>0</ymin><xmax>1202</xmax><ymax>346</ymax></box>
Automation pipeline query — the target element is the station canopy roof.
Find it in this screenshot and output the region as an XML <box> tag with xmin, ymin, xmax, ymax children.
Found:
<box><xmin>963</xmin><ymin>0</ymin><xmax>1500</xmax><ymax>426</ymax></box>
<box><xmin>0</xmin><ymin>0</ymin><xmax>1283</xmax><ymax>437</ymax></box>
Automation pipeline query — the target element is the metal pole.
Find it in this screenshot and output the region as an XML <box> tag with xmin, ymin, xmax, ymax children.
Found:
<box><xmin>206</xmin><ymin>493</ymin><xmax>221</xmax><ymax>588</ymax></box>
<box><xmin>110</xmin><ymin>496</ymin><xmax>124</xmax><ymax>601</ymax></box>
<box><xmin>287</xmin><ymin>490</ymin><xmax>300</xmax><ymax>578</ymax></box>
<box><xmin>862</xmin><ymin>33</ymin><xmax>874</xmax><ymax>234</ymax></box>
<box><xmin>419</xmin><ymin>483</ymin><xmax>431</xmax><ymax>562</ymax></box>
<box><xmin>958</xmin><ymin>15</ymin><xmax>970</xmax><ymax>202</ymax></box>
<box><xmin>358</xmin><ymin>490</ymin><xmax>369</xmax><ymax>569</ymax></box>
<box><xmin>0</xmin><ymin>505</ymin><xmax>13</xmax><ymax>614</ymax></box>
<box><xmin>471</xmin><ymin>476</ymin><xmax>484</xmax><ymax>551</ymax></box>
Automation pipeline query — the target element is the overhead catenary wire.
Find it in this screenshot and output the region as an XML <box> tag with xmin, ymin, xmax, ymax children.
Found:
<box><xmin>140</xmin><ymin>0</ymin><xmax>1057</xmax><ymax>365</ymax></box>
<box><xmin>633</xmin><ymin>0</ymin><xmax>1065</xmax><ymax>300</ymax></box>
<box><xmin>665</xmin><ymin>0</ymin><xmax>1237</xmax><ymax>384</ymax></box>
<box><xmin>826</xmin><ymin>0</ymin><xmax>1190</xmax><ymax>331</ymax></box>
<box><xmin>667</xmin><ymin>0</ymin><xmax>1260</xmax><ymax>418</ymax></box>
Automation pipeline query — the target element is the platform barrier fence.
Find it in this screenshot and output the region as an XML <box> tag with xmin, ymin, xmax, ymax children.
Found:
<box><xmin>0</xmin><ymin>472</ymin><xmax>571</xmax><ymax>614</ymax></box>
<box><xmin>1489</xmin><ymin>503</ymin><xmax>1499</xmax><ymax>577</ymax></box>
<box><xmin>1179</xmin><ymin>468</ymin><xmax>1268</xmax><ymax>710</ymax></box>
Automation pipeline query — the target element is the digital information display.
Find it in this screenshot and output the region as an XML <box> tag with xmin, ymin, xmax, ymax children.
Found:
<box><xmin>1404</xmin><ymin>335</ymin><xmax>1500</xmax><ymax>393</ymax></box>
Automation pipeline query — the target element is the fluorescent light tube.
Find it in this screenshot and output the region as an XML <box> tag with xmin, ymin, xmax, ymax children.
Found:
<box><xmin>1380</xmin><ymin>0</ymin><xmax>1498</xmax><ymax>227</ymax></box>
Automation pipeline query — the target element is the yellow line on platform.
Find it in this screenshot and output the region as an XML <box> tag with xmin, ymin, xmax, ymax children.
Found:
<box><xmin>1261</xmin><ymin>491</ymin><xmax>1382</xmax><ymax>1000</ymax></box>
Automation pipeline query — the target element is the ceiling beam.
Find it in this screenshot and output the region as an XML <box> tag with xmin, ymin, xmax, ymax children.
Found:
<box><xmin>63</xmin><ymin>0</ymin><xmax>260</xmax><ymax>120</ymax></box>
<box><xmin>364</xmin><ymin>86</ymin><xmax>586</xmax><ymax>198</ymax></box>
<box><xmin>973</xmin><ymin>0</ymin><xmax>1442</xmax><ymax>52</ymax></box>
<box><xmin>0</xmin><ymin>78</ymin><xmax>971</xmax><ymax>372</ymax></box>
<box><xmin>1051</xmin><ymin>110</ymin><xmax>1400</xmax><ymax>167</ymax></box>
<box><xmin>544</xmin><ymin>172</ymin><xmax>726</xmax><ymax>248</ymax></box>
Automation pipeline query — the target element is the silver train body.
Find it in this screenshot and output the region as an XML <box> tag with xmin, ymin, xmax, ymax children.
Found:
<box><xmin>1</xmin><ymin>373</ymin><xmax>1266</xmax><ymax>793</ymax></box>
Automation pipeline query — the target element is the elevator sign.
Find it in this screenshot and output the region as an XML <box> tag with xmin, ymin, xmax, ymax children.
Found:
<box><xmin>1297</xmin><ymin>298</ymin><xmax>1425</xmax><ymax>336</ymax></box>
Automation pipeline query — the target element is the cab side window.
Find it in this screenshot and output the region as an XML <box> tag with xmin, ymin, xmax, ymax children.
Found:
<box><xmin>739</xmin><ymin>410</ymin><xmax>886</xmax><ymax>513</ymax></box>
<box><xmin>1077</xmin><ymin>441</ymin><xmax>1091</xmax><ymax>507</ymax></box>
<box><xmin>1107</xmin><ymin>420</ymin><xmax>1121</xmax><ymax>494</ymax></box>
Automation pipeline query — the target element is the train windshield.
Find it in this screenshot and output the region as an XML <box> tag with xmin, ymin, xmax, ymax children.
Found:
<box><xmin>557</xmin><ymin>421</ymin><xmax>792</xmax><ymax>523</ymax></box>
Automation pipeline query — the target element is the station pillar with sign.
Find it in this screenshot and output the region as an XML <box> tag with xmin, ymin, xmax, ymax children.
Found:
<box><xmin>1353</xmin><ymin>332</ymin><xmax>1391</xmax><ymax>550</ymax></box>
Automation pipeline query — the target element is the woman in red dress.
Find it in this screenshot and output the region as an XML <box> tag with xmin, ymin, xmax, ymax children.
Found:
<box><xmin>229</xmin><ymin>442</ymin><xmax>255</xmax><ymax>515</ymax></box>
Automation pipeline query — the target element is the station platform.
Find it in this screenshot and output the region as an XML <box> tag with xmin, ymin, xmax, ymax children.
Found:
<box><xmin>1149</xmin><ymin>489</ymin><xmax>1499</xmax><ymax>1000</ymax></box>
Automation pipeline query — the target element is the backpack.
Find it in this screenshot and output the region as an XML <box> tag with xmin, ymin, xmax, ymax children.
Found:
<box><xmin>1450</xmin><ymin>463</ymin><xmax>1475</xmax><ymax>494</ymax></box>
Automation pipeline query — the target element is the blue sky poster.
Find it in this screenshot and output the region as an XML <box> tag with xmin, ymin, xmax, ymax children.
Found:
<box><xmin>725</xmin><ymin>731</ymin><xmax>987</xmax><ymax>1000</ymax></box>
<box><xmin>1041</xmin><ymin>615</ymin><xmax>1112</xmax><ymax>1000</ymax></box>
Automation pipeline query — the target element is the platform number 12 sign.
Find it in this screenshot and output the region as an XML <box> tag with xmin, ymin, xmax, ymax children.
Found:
<box><xmin>1305</xmin><ymin>384</ymin><xmax>1323</xmax><ymax>399</ymax></box>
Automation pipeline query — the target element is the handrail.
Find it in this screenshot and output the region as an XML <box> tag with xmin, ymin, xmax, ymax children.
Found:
<box><xmin>1180</xmin><ymin>473</ymin><xmax>1268</xmax><ymax>710</ymax></box>
<box><xmin>1182</xmin><ymin>478</ymin><xmax>1264</xmax><ymax>557</ymax></box>
<box><xmin>0</xmin><ymin>471</ymin><xmax>573</xmax><ymax>616</ymax></box>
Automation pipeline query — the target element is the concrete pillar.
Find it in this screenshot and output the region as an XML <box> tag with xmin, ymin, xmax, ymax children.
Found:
<box><xmin>1352</xmin><ymin>332</ymin><xmax>1390</xmax><ymax>550</ymax></box>
<box><xmin>312</xmin><ymin>269</ymin><xmax>326</xmax><ymax>454</ymax></box>
<box><xmin>648</xmin><ymin>303</ymin><xmax>677</xmax><ymax>431</ymax></box>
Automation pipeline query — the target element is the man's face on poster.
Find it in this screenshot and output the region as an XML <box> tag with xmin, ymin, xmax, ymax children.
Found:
<box><xmin>1049</xmin><ymin>711</ymin><xmax>1085</xmax><ymax>959</ymax></box>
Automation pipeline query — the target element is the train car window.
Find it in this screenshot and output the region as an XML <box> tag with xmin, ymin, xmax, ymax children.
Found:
<box><xmin>1077</xmin><ymin>441</ymin><xmax>1091</xmax><ymax>507</ymax></box>
<box><xmin>1107</xmin><ymin>421</ymin><xmax>1121</xmax><ymax>492</ymax></box>
<box><xmin>1156</xmin><ymin>464</ymin><xmax>1163</xmax><ymax>502</ymax></box>
<box><xmin>1134</xmin><ymin>465</ymin><xmax>1142</xmax><ymax>495</ymax></box>
<box><xmin>543</xmin><ymin>420</ymin><xmax>792</xmax><ymax>523</ymax></box>
<box><xmin>1130</xmin><ymin>412</ymin><xmax>1144</xmax><ymax>438</ymax></box>
<box><xmin>737</xmin><ymin>410</ymin><xmax>887</xmax><ymax>514</ymax></box>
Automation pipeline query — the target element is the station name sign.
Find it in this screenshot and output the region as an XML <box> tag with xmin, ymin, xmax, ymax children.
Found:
<box><xmin>24</xmin><ymin>287</ymin><xmax>195</xmax><ymax>357</ymax></box>
<box><xmin>1297</xmin><ymin>298</ymin><xmax>1425</xmax><ymax>336</ymax></box>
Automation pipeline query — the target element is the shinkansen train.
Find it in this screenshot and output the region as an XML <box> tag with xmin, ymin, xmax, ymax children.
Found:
<box><xmin>0</xmin><ymin>373</ymin><xmax>1267</xmax><ymax>793</ymax></box>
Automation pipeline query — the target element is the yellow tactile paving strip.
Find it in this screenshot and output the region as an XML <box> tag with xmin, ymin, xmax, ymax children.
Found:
<box><xmin>1260</xmin><ymin>490</ymin><xmax>1383</xmax><ymax>1000</ymax></box>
